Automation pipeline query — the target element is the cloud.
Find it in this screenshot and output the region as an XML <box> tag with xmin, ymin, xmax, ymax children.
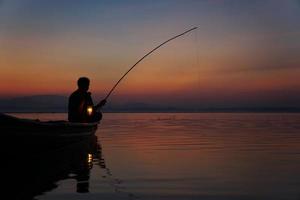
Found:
<box><xmin>220</xmin><ymin>63</ymin><xmax>300</xmax><ymax>74</ymax></box>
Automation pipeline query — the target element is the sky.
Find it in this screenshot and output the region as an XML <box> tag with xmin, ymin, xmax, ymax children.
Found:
<box><xmin>0</xmin><ymin>0</ymin><xmax>300</xmax><ymax>108</ymax></box>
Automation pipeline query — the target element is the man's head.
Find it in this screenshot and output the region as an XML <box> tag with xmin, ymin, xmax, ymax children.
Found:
<box><xmin>77</xmin><ymin>77</ymin><xmax>90</xmax><ymax>91</ymax></box>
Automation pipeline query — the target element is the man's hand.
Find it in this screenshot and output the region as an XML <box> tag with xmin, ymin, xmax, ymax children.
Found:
<box><xmin>97</xmin><ymin>99</ymin><xmax>107</xmax><ymax>108</ymax></box>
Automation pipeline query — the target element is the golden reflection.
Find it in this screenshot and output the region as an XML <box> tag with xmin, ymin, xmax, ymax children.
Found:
<box><xmin>87</xmin><ymin>153</ymin><xmax>93</xmax><ymax>168</ymax></box>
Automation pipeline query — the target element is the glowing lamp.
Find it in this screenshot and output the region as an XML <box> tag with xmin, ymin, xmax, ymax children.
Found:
<box><xmin>87</xmin><ymin>106</ymin><xmax>93</xmax><ymax>116</ymax></box>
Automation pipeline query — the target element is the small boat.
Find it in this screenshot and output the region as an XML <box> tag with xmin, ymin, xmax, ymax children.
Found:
<box><xmin>0</xmin><ymin>113</ymin><xmax>98</xmax><ymax>136</ymax></box>
<box><xmin>0</xmin><ymin>113</ymin><xmax>99</xmax><ymax>152</ymax></box>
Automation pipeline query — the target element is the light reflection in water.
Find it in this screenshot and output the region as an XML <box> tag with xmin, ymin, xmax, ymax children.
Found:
<box><xmin>87</xmin><ymin>153</ymin><xmax>93</xmax><ymax>166</ymax></box>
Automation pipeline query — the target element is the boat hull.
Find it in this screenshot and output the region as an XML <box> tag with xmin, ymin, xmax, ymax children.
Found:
<box><xmin>0</xmin><ymin>113</ymin><xmax>99</xmax><ymax>152</ymax></box>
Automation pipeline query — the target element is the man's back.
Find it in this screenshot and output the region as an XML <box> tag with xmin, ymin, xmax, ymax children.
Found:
<box><xmin>68</xmin><ymin>90</ymin><xmax>93</xmax><ymax>122</ymax></box>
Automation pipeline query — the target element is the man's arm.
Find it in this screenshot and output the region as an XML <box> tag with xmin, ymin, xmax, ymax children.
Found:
<box><xmin>95</xmin><ymin>99</ymin><xmax>107</xmax><ymax>110</ymax></box>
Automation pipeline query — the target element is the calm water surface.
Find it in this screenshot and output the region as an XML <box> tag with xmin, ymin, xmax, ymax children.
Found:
<box><xmin>10</xmin><ymin>113</ymin><xmax>300</xmax><ymax>200</ymax></box>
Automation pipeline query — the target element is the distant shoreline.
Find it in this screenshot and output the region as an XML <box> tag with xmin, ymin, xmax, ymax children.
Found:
<box><xmin>1</xmin><ymin>95</ymin><xmax>299</xmax><ymax>113</ymax></box>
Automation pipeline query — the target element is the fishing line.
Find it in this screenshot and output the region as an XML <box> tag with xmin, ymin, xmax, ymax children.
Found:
<box><xmin>194</xmin><ymin>27</ymin><xmax>201</xmax><ymax>91</ymax></box>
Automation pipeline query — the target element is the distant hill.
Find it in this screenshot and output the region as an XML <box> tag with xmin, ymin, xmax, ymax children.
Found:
<box><xmin>0</xmin><ymin>95</ymin><xmax>68</xmax><ymax>112</ymax></box>
<box><xmin>0</xmin><ymin>95</ymin><xmax>187</xmax><ymax>113</ymax></box>
<box><xmin>0</xmin><ymin>95</ymin><xmax>176</xmax><ymax>113</ymax></box>
<box><xmin>0</xmin><ymin>95</ymin><xmax>299</xmax><ymax>113</ymax></box>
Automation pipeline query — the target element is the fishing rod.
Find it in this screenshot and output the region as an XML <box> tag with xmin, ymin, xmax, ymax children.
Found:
<box><xmin>104</xmin><ymin>26</ymin><xmax>198</xmax><ymax>101</ymax></box>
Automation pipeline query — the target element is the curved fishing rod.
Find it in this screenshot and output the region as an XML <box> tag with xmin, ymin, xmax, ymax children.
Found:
<box><xmin>104</xmin><ymin>26</ymin><xmax>198</xmax><ymax>100</ymax></box>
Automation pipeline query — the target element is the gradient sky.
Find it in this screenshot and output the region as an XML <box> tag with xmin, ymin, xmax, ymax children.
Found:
<box><xmin>0</xmin><ymin>0</ymin><xmax>300</xmax><ymax>108</ymax></box>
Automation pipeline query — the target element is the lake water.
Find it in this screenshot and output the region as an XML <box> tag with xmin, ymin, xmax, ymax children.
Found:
<box><xmin>6</xmin><ymin>113</ymin><xmax>300</xmax><ymax>200</ymax></box>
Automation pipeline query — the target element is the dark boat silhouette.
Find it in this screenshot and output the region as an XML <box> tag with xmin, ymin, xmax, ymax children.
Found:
<box><xmin>0</xmin><ymin>114</ymin><xmax>137</xmax><ymax>200</ymax></box>
<box><xmin>0</xmin><ymin>113</ymin><xmax>99</xmax><ymax>151</ymax></box>
<box><xmin>0</xmin><ymin>113</ymin><xmax>98</xmax><ymax>135</ymax></box>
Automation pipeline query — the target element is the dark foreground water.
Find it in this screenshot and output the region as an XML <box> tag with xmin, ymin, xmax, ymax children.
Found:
<box><xmin>6</xmin><ymin>113</ymin><xmax>300</xmax><ymax>200</ymax></box>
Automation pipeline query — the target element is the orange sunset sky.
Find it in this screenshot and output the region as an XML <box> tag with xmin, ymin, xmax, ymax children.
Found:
<box><xmin>0</xmin><ymin>0</ymin><xmax>300</xmax><ymax>108</ymax></box>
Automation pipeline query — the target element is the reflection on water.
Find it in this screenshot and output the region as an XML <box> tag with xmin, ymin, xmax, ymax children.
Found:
<box><xmin>99</xmin><ymin>113</ymin><xmax>300</xmax><ymax>200</ymax></box>
<box><xmin>5</xmin><ymin>113</ymin><xmax>300</xmax><ymax>200</ymax></box>
<box><xmin>1</xmin><ymin>134</ymin><xmax>105</xmax><ymax>200</ymax></box>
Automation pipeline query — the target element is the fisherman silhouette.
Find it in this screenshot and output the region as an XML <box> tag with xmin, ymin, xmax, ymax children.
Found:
<box><xmin>68</xmin><ymin>77</ymin><xmax>106</xmax><ymax>122</ymax></box>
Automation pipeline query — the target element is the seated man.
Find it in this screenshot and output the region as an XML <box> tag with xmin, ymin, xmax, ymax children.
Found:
<box><xmin>68</xmin><ymin>77</ymin><xmax>106</xmax><ymax>123</ymax></box>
